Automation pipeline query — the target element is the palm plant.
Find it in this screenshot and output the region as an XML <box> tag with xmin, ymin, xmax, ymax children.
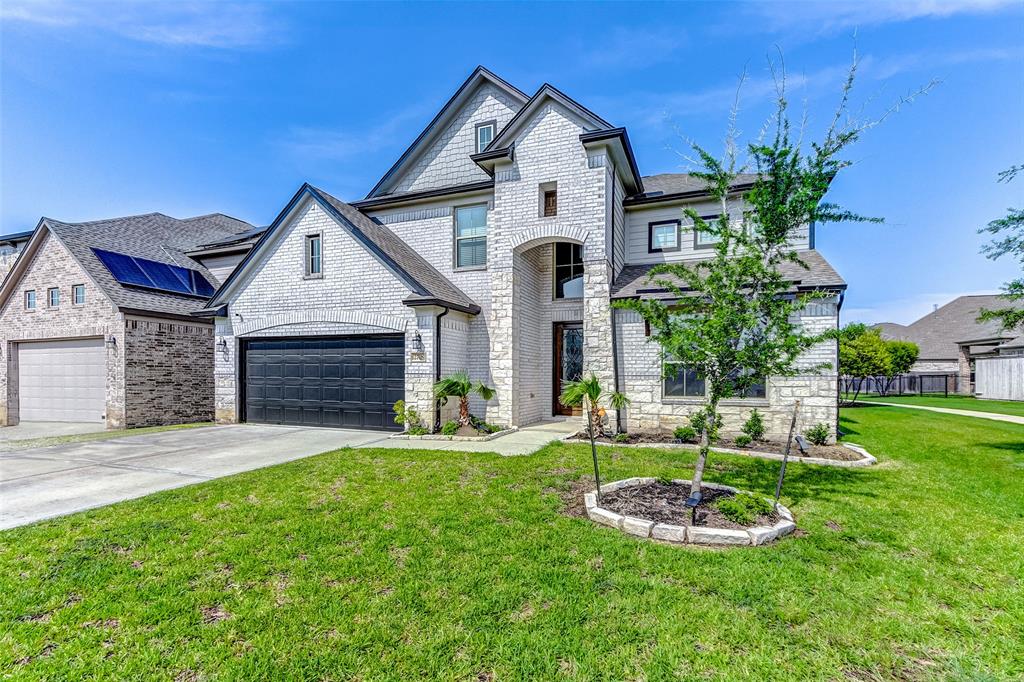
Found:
<box><xmin>432</xmin><ymin>371</ymin><xmax>495</xmax><ymax>428</ymax></box>
<box><xmin>559</xmin><ymin>373</ymin><xmax>629</xmax><ymax>437</ymax></box>
<box><xmin>559</xmin><ymin>374</ymin><xmax>630</xmax><ymax>505</ymax></box>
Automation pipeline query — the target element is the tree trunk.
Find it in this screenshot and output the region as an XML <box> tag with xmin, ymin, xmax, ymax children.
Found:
<box><xmin>459</xmin><ymin>397</ymin><xmax>470</xmax><ymax>426</ymax></box>
<box><xmin>688</xmin><ymin>403</ymin><xmax>717</xmax><ymax>497</ymax></box>
<box><xmin>591</xmin><ymin>403</ymin><xmax>602</xmax><ymax>437</ymax></box>
<box><xmin>585</xmin><ymin>396</ymin><xmax>602</xmax><ymax>504</ymax></box>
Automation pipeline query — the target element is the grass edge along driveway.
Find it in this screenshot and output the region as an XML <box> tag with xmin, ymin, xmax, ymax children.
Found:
<box><xmin>1</xmin><ymin>407</ymin><xmax>1021</xmax><ymax>680</ymax></box>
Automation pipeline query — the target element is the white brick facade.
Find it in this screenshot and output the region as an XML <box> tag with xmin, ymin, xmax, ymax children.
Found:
<box><xmin>210</xmin><ymin>74</ymin><xmax>841</xmax><ymax>440</ymax></box>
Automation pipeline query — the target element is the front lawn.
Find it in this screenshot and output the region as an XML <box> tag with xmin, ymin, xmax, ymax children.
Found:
<box><xmin>855</xmin><ymin>393</ymin><xmax>1024</xmax><ymax>417</ymax></box>
<box><xmin>2</xmin><ymin>408</ymin><xmax>1021</xmax><ymax>680</ymax></box>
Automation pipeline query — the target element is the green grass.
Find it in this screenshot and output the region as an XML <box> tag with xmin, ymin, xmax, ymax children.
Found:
<box><xmin>2</xmin><ymin>409</ymin><xmax>1022</xmax><ymax>680</ymax></box>
<box><xmin>855</xmin><ymin>394</ymin><xmax>1024</xmax><ymax>417</ymax></box>
<box><xmin>0</xmin><ymin>422</ymin><xmax>214</xmax><ymax>452</ymax></box>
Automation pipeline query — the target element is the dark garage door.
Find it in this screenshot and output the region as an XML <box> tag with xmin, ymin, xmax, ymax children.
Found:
<box><xmin>243</xmin><ymin>336</ymin><xmax>404</xmax><ymax>430</ymax></box>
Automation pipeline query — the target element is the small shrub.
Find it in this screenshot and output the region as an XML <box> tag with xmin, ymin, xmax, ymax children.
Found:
<box><xmin>804</xmin><ymin>423</ymin><xmax>830</xmax><ymax>446</ymax></box>
<box><xmin>656</xmin><ymin>475</ymin><xmax>674</xmax><ymax>486</ymax></box>
<box><xmin>734</xmin><ymin>434</ymin><xmax>752</xmax><ymax>447</ymax></box>
<box><xmin>393</xmin><ymin>400</ymin><xmax>424</xmax><ymax>433</ymax></box>
<box><xmin>741</xmin><ymin>409</ymin><xmax>766</xmax><ymax>441</ymax></box>
<box><xmin>613</xmin><ymin>432</ymin><xmax>630</xmax><ymax>443</ymax></box>
<box><xmin>716</xmin><ymin>493</ymin><xmax>772</xmax><ymax>526</ymax></box>
<box><xmin>441</xmin><ymin>420</ymin><xmax>459</xmax><ymax>436</ymax></box>
<box><xmin>469</xmin><ymin>415</ymin><xmax>500</xmax><ymax>434</ymax></box>
<box><xmin>673</xmin><ymin>425</ymin><xmax>697</xmax><ymax>442</ymax></box>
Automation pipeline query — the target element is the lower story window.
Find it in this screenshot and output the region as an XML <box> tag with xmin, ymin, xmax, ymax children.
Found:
<box><xmin>728</xmin><ymin>368</ymin><xmax>767</xmax><ymax>398</ymax></box>
<box><xmin>664</xmin><ymin>361</ymin><xmax>705</xmax><ymax>397</ymax></box>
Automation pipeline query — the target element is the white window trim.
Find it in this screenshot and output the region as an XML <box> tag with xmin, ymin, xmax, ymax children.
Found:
<box><xmin>474</xmin><ymin>120</ymin><xmax>497</xmax><ymax>154</ymax></box>
<box><xmin>24</xmin><ymin>290</ymin><xmax>36</xmax><ymax>311</ymax></box>
<box><xmin>453</xmin><ymin>202</ymin><xmax>488</xmax><ymax>270</ymax></box>
<box><xmin>47</xmin><ymin>287</ymin><xmax>60</xmax><ymax>308</ymax></box>
<box><xmin>304</xmin><ymin>232</ymin><xmax>323</xmax><ymax>279</ymax></box>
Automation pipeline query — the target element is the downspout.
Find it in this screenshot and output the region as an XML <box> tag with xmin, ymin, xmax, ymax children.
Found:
<box><xmin>434</xmin><ymin>307</ymin><xmax>449</xmax><ymax>432</ymax></box>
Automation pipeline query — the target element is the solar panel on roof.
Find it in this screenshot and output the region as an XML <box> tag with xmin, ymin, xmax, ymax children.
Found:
<box><xmin>92</xmin><ymin>248</ymin><xmax>215</xmax><ymax>298</ymax></box>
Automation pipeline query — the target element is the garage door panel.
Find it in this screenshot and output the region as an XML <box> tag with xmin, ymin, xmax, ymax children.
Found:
<box><xmin>244</xmin><ymin>335</ymin><xmax>403</xmax><ymax>431</ymax></box>
<box><xmin>19</xmin><ymin>338</ymin><xmax>106</xmax><ymax>423</ymax></box>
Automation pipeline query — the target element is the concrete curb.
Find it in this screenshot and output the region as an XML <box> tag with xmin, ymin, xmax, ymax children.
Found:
<box><xmin>584</xmin><ymin>477</ymin><xmax>796</xmax><ymax>547</ymax></box>
<box><xmin>566</xmin><ymin>438</ymin><xmax>877</xmax><ymax>468</ymax></box>
<box><xmin>391</xmin><ymin>427</ymin><xmax>518</xmax><ymax>442</ymax></box>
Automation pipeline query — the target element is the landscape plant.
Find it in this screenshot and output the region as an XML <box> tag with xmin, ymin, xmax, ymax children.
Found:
<box><xmin>559</xmin><ymin>373</ymin><xmax>629</xmax><ymax>503</ymax></box>
<box><xmin>433</xmin><ymin>371</ymin><xmax>495</xmax><ymax>431</ymax></box>
<box><xmin>613</xmin><ymin>54</ymin><xmax>930</xmax><ymax>498</ymax></box>
<box><xmin>804</xmin><ymin>423</ymin><xmax>831</xmax><ymax>446</ymax></box>
<box><xmin>672</xmin><ymin>425</ymin><xmax>696</xmax><ymax>443</ymax></box>
<box><xmin>838</xmin><ymin>324</ymin><xmax>919</xmax><ymax>403</ymax></box>
<box><xmin>392</xmin><ymin>400</ymin><xmax>427</xmax><ymax>435</ymax></box>
<box><xmin>741</xmin><ymin>409</ymin><xmax>766</xmax><ymax>441</ymax></box>
<box><xmin>716</xmin><ymin>491</ymin><xmax>772</xmax><ymax>526</ymax></box>
<box><xmin>734</xmin><ymin>434</ymin><xmax>753</xmax><ymax>448</ymax></box>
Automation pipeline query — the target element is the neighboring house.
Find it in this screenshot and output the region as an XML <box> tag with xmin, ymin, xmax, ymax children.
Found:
<box><xmin>204</xmin><ymin>66</ymin><xmax>844</xmax><ymax>439</ymax></box>
<box><xmin>877</xmin><ymin>294</ymin><xmax>1021</xmax><ymax>394</ymax></box>
<box><xmin>0</xmin><ymin>212</ymin><xmax>254</xmax><ymax>428</ymax></box>
<box><xmin>0</xmin><ymin>230</ymin><xmax>33</xmax><ymax>281</ymax></box>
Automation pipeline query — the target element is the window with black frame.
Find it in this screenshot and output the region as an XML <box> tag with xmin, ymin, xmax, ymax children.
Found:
<box><xmin>727</xmin><ymin>368</ymin><xmax>767</xmax><ymax>398</ymax></box>
<box><xmin>553</xmin><ymin>242</ymin><xmax>583</xmax><ymax>299</ymax></box>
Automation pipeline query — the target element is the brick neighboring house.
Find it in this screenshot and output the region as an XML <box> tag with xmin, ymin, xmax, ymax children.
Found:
<box><xmin>0</xmin><ymin>212</ymin><xmax>254</xmax><ymax>428</ymax></box>
<box><xmin>877</xmin><ymin>294</ymin><xmax>1021</xmax><ymax>394</ymax></box>
<box><xmin>204</xmin><ymin>66</ymin><xmax>845</xmax><ymax>440</ymax></box>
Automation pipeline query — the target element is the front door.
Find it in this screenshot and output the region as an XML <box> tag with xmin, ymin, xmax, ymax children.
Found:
<box><xmin>553</xmin><ymin>322</ymin><xmax>584</xmax><ymax>416</ymax></box>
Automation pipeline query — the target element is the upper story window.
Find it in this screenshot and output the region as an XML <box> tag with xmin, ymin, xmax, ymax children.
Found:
<box><xmin>48</xmin><ymin>287</ymin><xmax>60</xmax><ymax>307</ymax></box>
<box><xmin>72</xmin><ymin>284</ymin><xmax>85</xmax><ymax>305</ymax></box>
<box><xmin>305</xmin><ymin>234</ymin><xmax>322</xmax><ymax>277</ymax></box>
<box><xmin>24</xmin><ymin>290</ymin><xmax>36</xmax><ymax>310</ymax></box>
<box><xmin>455</xmin><ymin>204</ymin><xmax>488</xmax><ymax>268</ymax></box>
<box><xmin>474</xmin><ymin>120</ymin><xmax>496</xmax><ymax>154</ymax></box>
<box><xmin>693</xmin><ymin>214</ymin><xmax>723</xmax><ymax>249</ymax></box>
<box><xmin>553</xmin><ymin>242</ymin><xmax>583</xmax><ymax>299</ymax></box>
<box><xmin>648</xmin><ymin>220</ymin><xmax>680</xmax><ymax>253</ymax></box>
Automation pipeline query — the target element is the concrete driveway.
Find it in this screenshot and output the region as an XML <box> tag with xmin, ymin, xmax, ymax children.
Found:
<box><xmin>0</xmin><ymin>421</ymin><xmax>107</xmax><ymax>441</ymax></box>
<box><xmin>0</xmin><ymin>424</ymin><xmax>391</xmax><ymax>530</ymax></box>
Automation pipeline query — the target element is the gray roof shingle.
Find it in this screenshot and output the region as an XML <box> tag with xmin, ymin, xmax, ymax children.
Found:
<box><xmin>610</xmin><ymin>249</ymin><xmax>845</xmax><ymax>300</ymax></box>
<box><xmin>876</xmin><ymin>295</ymin><xmax>1020</xmax><ymax>360</ymax></box>
<box><xmin>632</xmin><ymin>173</ymin><xmax>760</xmax><ymax>199</ymax></box>
<box><xmin>45</xmin><ymin>212</ymin><xmax>253</xmax><ymax>318</ymax></box>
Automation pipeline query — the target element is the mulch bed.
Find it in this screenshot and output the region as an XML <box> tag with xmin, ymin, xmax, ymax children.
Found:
<box><xmin>575</xmin><ymin>432</ymin><xmax>862</xmax><ymax>462</ymax></box>
<box><xmin>599</xmin><ymin>481</ymin><xmax>779</xmax><ymax>530</ymax></box>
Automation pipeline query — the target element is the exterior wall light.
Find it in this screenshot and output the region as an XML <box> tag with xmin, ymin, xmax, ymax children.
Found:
<box><xmin>412</xmin><ymin>331</ymin><xmax>424</xmax><ymax>354</ymax></box>
<box><xmin>106</xmin><ymin>335</ymin><xmax>117</xmax><ymax>351</ymax></box>
<box><xmin>217</xmin><ymin>338</ymin><xmax>229</xmax><ymax>355</ymax></box>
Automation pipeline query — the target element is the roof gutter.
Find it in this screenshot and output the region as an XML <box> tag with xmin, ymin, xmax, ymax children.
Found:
<box><xmin>434</xmin><ymin>306</ymin><xmax>449</xmax><ymax>432</ymax></box>
<box><xmin>623</xmin><ymin>182</ymin><xmax>757</xmax><ymax>207</ymax></box>
<box><xmin>351</xmin><ymin>180</ymin><xmax>495</xmax><ymax>210</ymax></box>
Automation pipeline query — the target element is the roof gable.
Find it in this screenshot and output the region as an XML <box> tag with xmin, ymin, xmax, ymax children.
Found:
<box><xmin>484</xmin><ymin>83</ymin><xmax>613</xmax><ymax>152</ymax></box>
<box><xmin>207</xmin><ymin>184</ymin><xmax>479</xmax><ymax>315</ymax></box>
<box><xmin>365</xmin><ymin>66</ymin><xmax>528</xmax><ymax>199</ymax></box>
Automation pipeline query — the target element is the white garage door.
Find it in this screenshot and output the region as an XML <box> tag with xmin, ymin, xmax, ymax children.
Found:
<box><xmin>19</xmin><ymin>338</ymin><xmax>106</xmax><ymax>423</ymax></box>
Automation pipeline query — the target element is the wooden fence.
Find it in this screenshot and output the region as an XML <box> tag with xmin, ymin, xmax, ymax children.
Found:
<box><xmin>975</xmin><ymin>357</ymin><xmax>1024</xmax><ymax>401</ymax></box>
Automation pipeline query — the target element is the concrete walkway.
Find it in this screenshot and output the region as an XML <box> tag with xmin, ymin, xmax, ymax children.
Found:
<box><xmin>363</xmin><ymin>419</ymin><xmax>580</xmax><ymax>456</ymax></box>
<box><xmin>858</xmin><ymin>401</ymin><xmax>1024</xmax><ymax>425</ymax></box>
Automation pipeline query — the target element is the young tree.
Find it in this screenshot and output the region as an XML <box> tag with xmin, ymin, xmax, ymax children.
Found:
<box><xmin>614</xmin><ymin>57</ymin><xmax>930</xmax><ymax>499</ymax></box>
<box><xmin>433</xmin><ymin>371</ymin><xmax>495</xmax><ymax>429</ymax></box>
<box><xmin>838</xmin><ymin>326</ymin><xmax>891</xmax><ymax>403</ymax></box>
<box><xmin>978</xmin><ymin>164</ymin><xmax>1024</xmax><ymax>331</ymax></box>
<box><xmin>879</xmin><ymin>340</ymin><xmax>919</xmax><ymax>396</ymax></box>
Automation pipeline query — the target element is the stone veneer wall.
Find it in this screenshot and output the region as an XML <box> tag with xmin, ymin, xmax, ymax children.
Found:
<box><xmin>123</xmin><ymin>317</ymin><xmax>215</xmax><ymax>427</ymax></box>
<box><xmin>488</xmin><ymin>102</ymin><xmax>616</xmax><ymax>429</ymax></box>
<box><xmin>0</xmin><ymin>230</ymin><xmax>124</xmax><ymax>427</ymax></box>
<box><xmin>614</xmin><ymin>301</ymin><xmax>841</xmax><ymax>442</ymax></box>
<box><xmin>213</xmin><ymin>199</ymin><xmax>437</xmax><ymax>427</ymax></box>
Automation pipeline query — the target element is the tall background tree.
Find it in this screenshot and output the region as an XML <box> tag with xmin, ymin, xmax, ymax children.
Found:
<box><xmin>978</xmin><ymin>164</ymin><xmax>1024</xmax><ymax>331</ymax></box>
<box><xmin>615</xmin><ymin>56</ymin><xmax>933</xmax><ymax>498</ymax></box>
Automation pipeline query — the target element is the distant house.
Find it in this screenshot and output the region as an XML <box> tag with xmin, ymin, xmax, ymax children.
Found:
<box><xmin>0</xmin><ymin>231</ymin><xmax>33</xmax><ymax>280</ymax></box>
<box><xmin>0</xmin><ymin>213</ymin><xmax>256</xmax><ymax>428</ymax></box>
<box><xmin>876</xmin><ymin>295</ymin><xmax>1021</xmax><ymax>394</ymax></box>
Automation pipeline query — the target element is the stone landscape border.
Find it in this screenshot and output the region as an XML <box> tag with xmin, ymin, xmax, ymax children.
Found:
<box><xmin>391</xmin><ymin>427</ymin><xmax>518</xmax><ymax>442</ymax></box>
<box><xmin>567</xmin><ymin>438</ymin><xmax>877</xmax><ymax>467</ymax></box>
<box><xmin>585</xmin><ymin>477</ymin><xmax>797</xmax><ymax>547</ymax></box>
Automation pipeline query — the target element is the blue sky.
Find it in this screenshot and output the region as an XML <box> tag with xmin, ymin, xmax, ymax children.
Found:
<box><xmin>2</xmin><ymin>0</ymin><xmax>1022</xmax><ymax>325</ymax></box>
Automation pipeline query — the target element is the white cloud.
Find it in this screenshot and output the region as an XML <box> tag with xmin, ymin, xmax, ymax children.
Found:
<box><xmin>843</xmin><ymin>290</ymin><xmax>1001</xmax><ymax>326</ymax></box>
<box><xmin>0</xmin><ymin>1</ymin><xmax>280</xmax><ymax>48</ymax></box>
<box><xmin>278</xmin><ymin>105</ymin><xmax>434</xmax><ymax>163</ymax></box>
<box><xmin>750</xmin><ymin>0</ymin><xmax>1017</xmax><ymax>33</ymax></box>
<box><xmin>576</xmin><ymin>26</ymin><xmax>688</xmax><ymax>69</ymax></box>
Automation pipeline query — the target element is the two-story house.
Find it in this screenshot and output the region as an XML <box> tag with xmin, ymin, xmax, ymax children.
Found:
<box><xmin>203</xmin><ymin>67</ymin><xmax>845</xmax><ymax>440</ymax></box>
